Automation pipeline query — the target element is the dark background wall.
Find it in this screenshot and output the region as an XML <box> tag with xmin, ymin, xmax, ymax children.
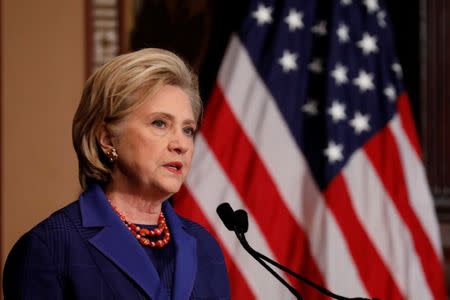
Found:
<box><xmin>386</xmin><ymin>0</ymin><xmax>420</xmax><ymax>131</ymax></box>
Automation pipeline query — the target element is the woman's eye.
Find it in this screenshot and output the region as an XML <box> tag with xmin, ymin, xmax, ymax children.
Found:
<box><xmin>152</xmin><ymin>119</ymin><xmax>166</xmax><ymax>128</ymax></box>
<box><xmin>183</xmin><ymin>127</ymin><xmax>196</xmax><ymax>136</ymax></box>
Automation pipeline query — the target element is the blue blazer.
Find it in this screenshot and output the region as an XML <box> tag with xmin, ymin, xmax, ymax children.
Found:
<box><xmin>3</xmin><ymin>185</ymin><xmax>230</xmax><ymax>300</ymax></box>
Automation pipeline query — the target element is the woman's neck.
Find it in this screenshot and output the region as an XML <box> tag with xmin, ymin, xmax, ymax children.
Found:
<box><xmin>104</xmin><ymin>182</ymin><xmax>169</xmax><ymax>225</ymax></box>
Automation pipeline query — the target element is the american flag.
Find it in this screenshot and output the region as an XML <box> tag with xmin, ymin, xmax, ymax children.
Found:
<box><xmin>174</xmin><ymin>0</ymin><xmax>447</xmax><ymax>299</ymax></box>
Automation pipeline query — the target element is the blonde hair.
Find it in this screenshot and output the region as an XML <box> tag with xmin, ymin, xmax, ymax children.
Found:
<box><xmin>72</xmin><ymin>48</ymin><xmax>202</xmax><ymax>190</ymax></box>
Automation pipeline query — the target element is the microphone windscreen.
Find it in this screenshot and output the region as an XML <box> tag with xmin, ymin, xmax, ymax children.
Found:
<box><xmin>234</xmin><ymin>209</ymin><xmax>249</xmax><ymax>233</ymax></box>
<box><xmin>216</xmin><ymin>203</ymin><xmax>235</xmax><ymax>231</ymax></box>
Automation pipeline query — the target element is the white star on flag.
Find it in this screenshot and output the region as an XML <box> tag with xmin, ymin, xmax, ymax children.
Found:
<box><xmin>337</xmin><ymin>23</ymin><xmax>350</xmax><ymax>43</ymax></box>
<box><xmin>278</xmin><ymin>50</ymin><xmax>298</xmax><ymax>73</ymax></box>
<box><xmin>308</xmin><ymin>58</ymin><xmax>323</xmax><ymax>74</ymax></box>
<box><xmin>363</xmin><ymin>0</ymin><xmax>379</xmax><ymax>13</ymax></box>
<box><xmin>392</xmin><ymin>62</ymin><xmax>403</xmax><ymax>78</ymax></box>
<box><xmin>350</xmin><ymin>112</ymin><xmax>371</xmax><ymax>134</ymax></box>
<box><xmin>302</xmin><ymin>100</ymin><xmax>319</xmax><ymax>116</ymax></box>
<box><xmin>311</xmin><ymin>20</ymin><xmax>327</xmax><ymax>36</ymax></box>
<box><xmin>357</xmin><ymin>32</ymin><xmax>378</xmax><ymax>55</ymax></box>
<box><xmin>328</xmin><ymin>101</ymin><xmax>347</xmax><ymax>123</ymax></box>
<box><xmin>324</xmin><ymin>141</ymin><xmax>344</xmax><ymax>163</ymax></box>
<box><xmin>331</xmin><ymin>63</ymin><xmax>349</xmax><ymax>85</ymax></box>
<box><xmin>252</xmin><ymin>4</ymin><xmax>273</xmax><ymax>26</ymax></box>
<box><xmin>377</xmin><ymin>11</ymin><xmax>387</xmax><ymax>27</ymax></box>
<box><xmin>353</xmin><ymin>70</ymin><xmax>375</xmax><ymax>92</ymax></box>
<box><xmin>384</xmin><ymin>85</ymin><xmax>396</xmax><ymax>101</ymax></box>
<box><xmin>341</xmin><ymin>0</ymin><xmax>352</xmax><ymax>5</ymax></box>
<box><xmin>284</xmin><ymin>9</ymin><xmax>304</xmax><ymax>32</ymax></box>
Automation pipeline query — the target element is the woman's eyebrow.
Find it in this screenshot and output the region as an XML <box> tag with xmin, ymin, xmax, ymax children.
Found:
<box><xmin>149</xmin><ymin>112</ymin><xmax>195</xmax><ymax>125</ymax></box>
<box><xmin>183</xmin><ymin>119</ymin><xmax>196</xmax><ymax>126</ymax></box>
<box><xmin>147</xmin><ymin>112</ymin><xmax>174</xmax><ymax>120</ymax></box>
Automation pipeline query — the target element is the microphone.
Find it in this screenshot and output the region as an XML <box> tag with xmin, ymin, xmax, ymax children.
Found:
<box><xmin>233</xmin><ymin>209</ymin><xmax>248</xmax><ymax>233</ymax></box>
<box><xmin>216</xmin><ymin>203</ymin><xmax>235</xmax><ymax>231</ymax></box>
<box><xmin>216</xmin><ymin>203</ymin><xmax>378</xmax><ymax>300</ymax></box>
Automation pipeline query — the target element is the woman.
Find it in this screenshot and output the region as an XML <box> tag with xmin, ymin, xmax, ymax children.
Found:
<box><xmin>3</xmin><ymin>49</ymin><xmax>230</xmax><ymax>299</ymax></box>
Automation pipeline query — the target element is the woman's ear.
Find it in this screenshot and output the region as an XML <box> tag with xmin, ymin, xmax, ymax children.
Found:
<box><xmin>97</xmin><ymin>125</ymin><xmax>115</xmax><ymax>153</ymax></box>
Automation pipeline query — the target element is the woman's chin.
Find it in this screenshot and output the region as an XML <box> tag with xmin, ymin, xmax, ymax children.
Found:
<box><xmin>148</xmin><ymin>179</ymin><xmax>183</xmax><ymax>198</ymax></box>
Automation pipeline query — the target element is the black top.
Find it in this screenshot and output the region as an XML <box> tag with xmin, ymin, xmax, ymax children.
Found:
<box><xmin>139</xmin><ymin>224</ymin><xmax>176</xmax><ymax>298</ymax></box>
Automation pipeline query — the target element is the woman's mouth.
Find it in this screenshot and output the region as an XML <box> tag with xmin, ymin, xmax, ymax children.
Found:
<box><xmin>163</xmin><ymin>161</ymin><xmax>183</xmax><ymax>174</ymax></box>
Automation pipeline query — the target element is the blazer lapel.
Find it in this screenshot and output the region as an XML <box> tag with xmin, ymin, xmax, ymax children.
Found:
<box><xmin>163</xmin><ymin>202</ymin><xmax>197</xmax><ymax>300</ymax></box>
<box><xmin>80</xmin><ymin>185</ymin><xmax>168</xmax><ymax>300</ymax></box>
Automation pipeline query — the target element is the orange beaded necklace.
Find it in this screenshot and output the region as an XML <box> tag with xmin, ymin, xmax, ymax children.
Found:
<box><xmin>110</xmin><ymin>203</ymin><xmax>171</xmax><ymax>248</ymax></box>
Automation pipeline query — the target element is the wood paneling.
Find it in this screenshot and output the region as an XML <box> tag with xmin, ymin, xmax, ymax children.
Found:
<box><xmin>421</xmin><ymin>0</ymin><xmax>450</xmax><ymax>218</ymax></box>
<box><xmin>85</xmin><ymin>0</ymin><xmax>124</xmax><ymax>77</ymax></box>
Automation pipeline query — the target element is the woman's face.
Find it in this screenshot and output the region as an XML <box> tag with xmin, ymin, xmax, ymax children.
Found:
<box><xmin>111</xmin><ymin>85</ymin><xmax>196</xmax><ymax>198</ymax></box>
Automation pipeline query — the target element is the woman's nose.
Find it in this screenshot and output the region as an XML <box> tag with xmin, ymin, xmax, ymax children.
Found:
<box><xmin>168</xmin><ymin>133</ymin><xmax>189</xmax><ymax>154</ymax></box>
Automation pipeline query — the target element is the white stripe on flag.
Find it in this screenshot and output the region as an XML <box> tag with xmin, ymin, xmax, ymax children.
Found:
<box><xmin>389</xmin><ymin>116</ymin><xmax>442</xmax><ymax>257</ymax></box>
<box><xmin>343</xmin><ymin>145</ymin><xmax>433</xmax><ymax>300</ymax></box>
<box><xmin>186</xmin><ymin>134</ymin><xmax>294</xmax><ymax>300</ymax></box>
<box><xmin>217</xmin><ymin>34</ymin><xmax>368</xmax><ymax>297</ymax></box>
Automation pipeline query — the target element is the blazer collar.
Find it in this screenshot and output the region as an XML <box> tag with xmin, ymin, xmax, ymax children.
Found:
<box><xmin>80</xmin><ymin>185</ymin><xmax>197</xmax><ymax>300</ymax></box>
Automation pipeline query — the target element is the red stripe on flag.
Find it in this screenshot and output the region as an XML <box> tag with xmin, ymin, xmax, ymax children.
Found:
<box><xmin>396</xmin><ymin>93</ymin><xmax>422</xmax><ymax>158</ymax></box>
<box><xmin>364</xmin><ymin>126</ymin><xmax>447</xmax><ymax>300</ymax></box>
<box><xmin>201</xmin><ymin>84</ymin><xmax>327</xmax><ymax>299</ymax></box>
<box><xmin>324</xmin><ymin>174</ymin><xmax>404</xmax><ymax>300</ymax></box>
<box><xmin>173</xmin><ymin>185</ymin><xmax>256</xmax><ymax>300</ymax></box>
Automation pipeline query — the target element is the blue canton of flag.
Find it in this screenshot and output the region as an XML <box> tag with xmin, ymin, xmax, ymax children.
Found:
<box><xmin>242</xmin><ymin>0</ymin><xmax>401</xmax><ymax>188</ymax></box>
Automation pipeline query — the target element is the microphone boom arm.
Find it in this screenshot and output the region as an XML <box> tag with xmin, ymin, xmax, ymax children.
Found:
<box><xmin>238</xmin><ymin>231</ymin><xmax>372</xmax><ymax>300</ymax></box>
<box><xmin>234</xmin><ymin>230</ymin><xmax>303</xmax><ymax>300</ymax></box>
